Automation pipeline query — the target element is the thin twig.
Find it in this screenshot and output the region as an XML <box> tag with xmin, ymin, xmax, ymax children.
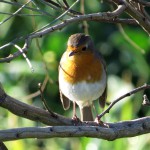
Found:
<box><xmin>112</xmin><ymin>0</ymin><xmax>150</xmax><ymax>35</ymax></box>
<box><xmin>38</xmin><ymin>82</ymin><xmax>56</xmax><ymax>117</ymax></box>
<box><xmin>14</xmin><ymin>44</ymin><xmax>34</xmax><ymax>72</ymax></box>
<box><xmin>0</xmin><ymin>0</ymin><xmax>53</xmax><ymax>17</ymax></box>
<box><xmin>118</xmin><ymin>23</ymin><xmax>145</xmax><ymax>54</ymax></box>
<box><xmin>98</xmin><ymin>84</ymin><xmax>150</xmax><ymax>119</ymax></box>
<box><xmin>0</xmin><ymin>83</ymin><xmax>70</xmax><ymax>126</ymax></box>
<box><xmin>63</xmin><ymin>0</ymin><xmax>69</xmax><ymax>8</ymax></box>
<box><xmin>34</xmin><ymin>38</ymin><xmax>54</xmax><ymax>84</ymax></box>
<box><xmin>80</xmin><ymin>0</ymin><xmax>89</xmax><ymax>34</ymax></box>
<box><xmin>29</xmin><ymin>4</ymin><xmax>126</xmax><ymax>41</ymax></box>
<box><xmin>30</xmin><ymin>0</ymin><xmax>53</xmax><ymax>17</ymax></box>
<box><xmin>22</xmin><ymin>75</ymin><xmax>48</xmax><ymax>100</ymax></box>
<box><xmin>43</xmin><ymin>0</ymin><xmax>81</xmax><ymax>15</ymax></box>
<box><xmin>0</xmin><ymin>12</ymin><xmax>45</xmax><ymax>17</ymax></box>
<box><xmin>132</xmin><ymin>0</ymin><xmax>150</xmax><ymax>7</ymax></box>
<box><xmin>0</xmin><ymin>6</ymin><xmax>136</xmax><ymax>52</ymax></box>
<box><xmin>51</xmin><ymin>0</ymin><xmax>79</xmax><ymax>23</ymax></box>
<box><xmin>0</xmin><ymin>4</ymin><xmax>136</xmax><ymax>60</ymax></box>
<box><xmin>0</xmin><ymin>39</ymin><xmax>29</xmax><ymax>63</ymax></box>
<box><xmin>26</xmin><ymin>0</ymin><xmax>79</xmax><ymax>36</ymax></box>
<box><xmin>30</xmin><ymin>11</ymin><xmax>53</xmax><ymax>83</ymax></box>
<box><xmin>0</xmin><ymin>18</ymin><xmax>136</xmax><ymax>51</ymax></box>
<box><xmin>0</xmin><ymin>0</ymin><xmax>32</xmax><ymax>26</ymax></box>
<box><xmin>29</xmin><ymin>4</ymin><xmax>54</xmax><ymax>85</ymax></box>
<box><xmin>40</xmin><ymin>0</ymin><xmax>60</xmax><ymax>10</ymax></box>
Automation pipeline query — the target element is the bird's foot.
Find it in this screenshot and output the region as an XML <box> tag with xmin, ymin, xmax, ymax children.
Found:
<box><xmin>72</xmin><ymin>115</ymin><xmax>81</xmax><ymax>125</ymax></box>
<box><xmin>95</xmin><ymin>116</ymin><xmax>109</xmax><ymax>128</ymax></box>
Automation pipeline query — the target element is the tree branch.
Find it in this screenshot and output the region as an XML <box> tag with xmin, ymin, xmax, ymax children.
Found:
<box><xmin>0</xmin><ymin>4</ymin><xmax>131</xmax><ymax>63</ymax></box>
<box><xmin>1</xmin><ymin>81</ymin><xmax>150</xmax><ymax>125</ymax></box>
<box><xmin>0</xmin><ymin>84</ymin><xmax>73</xmax><ymax>126</ymax></box>
<box><xmin>132</xmin><ymin>0</ymin><xmax>150</xmax><ymax>7</ymax></box>
<box><xmin>0</xmin><ymin>80</ymin><xmax>150</xmax><ymax>140</ymax></box>
<box><xmin>28</xmin><ymin>4</ymin><xmax>126</xmax><ymax>38</ymax></box>
<box><xmin>112</xmin><ymin>0</ymin><xmax>150</xmax><ymax>35</ymax></box>
<box><xmin>0</xmin><ymin>4</ymin><xmax>127</xmax><ymax>53</ymax></box>
<box><xmin>0</xmin><ymin>0</ymin><xmax>53</xmax><ymax>17</ymax></box>
<box><xmin>0</xmin><ymin>142</ymin><xmax>8</xmax><ymax>150</ymax></box>
<box><xmin>0</xmin><ymin>0</ymin><xmax>150</xmax><ymax>143</ymax></box>
<box><xmin>0</xmin><ymin>38</ymin><xmax>29</xmax><ymax>63</ymax></box>
<box><xmin>98</xmin><ymin>84</ymin><xmax>150</xmax><ymax>119</ymax></box>
<box><xmin>0</xmin><ymin>117</ymin><xmax>150</xmax><ymax>141</ymax></box>
<box><xmin>0</xmin><ymin>83</ymin><xmax>99</xmax><ymax>126</ymax></box>
<box><xmin>0</xmin><ymin>0</ymin><xmax>32</xmax><ymax>26</ymax></box>
<box><xmin>1</xmin><ymin>0</ymin><xmax>150</xmax><ymax>64</ymax></box>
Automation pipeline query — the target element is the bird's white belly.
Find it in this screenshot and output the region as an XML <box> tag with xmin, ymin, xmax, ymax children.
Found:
<box><xmin>59</xmin><ymin>70</ymin><xmax>106</xmax><ymax>108</ymax></box>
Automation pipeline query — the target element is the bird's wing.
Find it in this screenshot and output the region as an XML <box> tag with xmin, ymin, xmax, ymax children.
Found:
<box><xmin>99</xmin><ymin>85</ymin><xmax>107</xmax><ymax>108</ymax></box>
<box><xmin>59</xmin><ymin>89</ymin><xmax>70</xmax><ymax>110</ymax></box>
<box><xmin>98</xmin><ymin>51</ymin><xmax>107</xmax><ymax>108</ymax></box>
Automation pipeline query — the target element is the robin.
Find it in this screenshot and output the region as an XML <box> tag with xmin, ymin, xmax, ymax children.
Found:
<box><xmin>59</xmin><ymin>33</ymin><xmax>107</xmax><ymax>121</ymax></box>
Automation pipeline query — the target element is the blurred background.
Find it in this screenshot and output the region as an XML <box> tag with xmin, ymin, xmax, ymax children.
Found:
<box><xmin>0</xmin><ymin>0</ymin><xmax>150</xmax><ymax>150</ymax></box>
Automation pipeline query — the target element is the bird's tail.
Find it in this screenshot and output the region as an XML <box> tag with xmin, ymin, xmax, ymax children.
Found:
<box><xmin>80</xmin><ymin>106</ymin><xmax>93</xmax><ymax>121</ymax></box>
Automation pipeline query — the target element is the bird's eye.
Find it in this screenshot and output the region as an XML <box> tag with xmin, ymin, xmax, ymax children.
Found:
<box><xmin>82</xmin><ymin>46</ymin><xmax>87</xmax><ymax>51</ymax></box>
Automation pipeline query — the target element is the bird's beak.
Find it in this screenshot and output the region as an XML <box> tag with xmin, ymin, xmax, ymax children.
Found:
<box><xmin>69</xmin><ymin>51</ymin><xmax>77</xmax><ymax>57</ymax></box>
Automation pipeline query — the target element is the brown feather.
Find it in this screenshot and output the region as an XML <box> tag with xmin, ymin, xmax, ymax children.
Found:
<box><xmin>99</xmin><ymin>86</ymin><xmax>107</xmax><ymax>108</ymax></box>
<box><xmin>60</xmin><ymin>51</ymin><xmax>103</xmax><ymax>84</ymax></box>
<box><xmin>98</xmin><ymin>52</ymin><xmax>107</xmax><ymax>108</ymax></box>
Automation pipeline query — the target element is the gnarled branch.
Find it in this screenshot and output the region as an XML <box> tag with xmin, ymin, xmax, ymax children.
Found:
<box><xmin>0</xmin><ymin>117</ymin><xmax>150</xmax><ymax>141</ymax></box>
<box><xmin>112</xmin><ymin>0</ymin><xmax>150</xmax><ymax>35</ymax></box>
<box><xmin>0</xmin><ymin>4</ymin><xmax>129</xmax><ymax>63</ymax></box>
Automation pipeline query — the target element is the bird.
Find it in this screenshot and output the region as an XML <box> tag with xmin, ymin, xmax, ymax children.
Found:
<box><xmin>59</xmin><ymin>33</ymin><xmax>107</xmax><ymax>121</ymax></box>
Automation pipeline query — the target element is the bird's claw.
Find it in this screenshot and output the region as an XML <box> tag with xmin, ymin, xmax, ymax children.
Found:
<box><xmin>72</xmin><ymin>115</ymin><xmax>81</xmax><ymax>125</ymax></box>
<box><xmin>94</xmin><ymin>117</ymin><xmax>109</xmax><ymax>128</ymax></box>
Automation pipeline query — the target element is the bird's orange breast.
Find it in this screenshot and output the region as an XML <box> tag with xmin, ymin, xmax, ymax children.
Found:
<box><xmin>60</xmin><ymin>51</ymin><xmax>103</xmax><ymax>84</ymax></box>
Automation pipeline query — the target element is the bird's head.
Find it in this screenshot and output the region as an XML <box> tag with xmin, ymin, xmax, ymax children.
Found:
<box><xmin>67</xmin><ymin>33</ymin><xmax>95</xmax><ymax>57</ymax></box>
